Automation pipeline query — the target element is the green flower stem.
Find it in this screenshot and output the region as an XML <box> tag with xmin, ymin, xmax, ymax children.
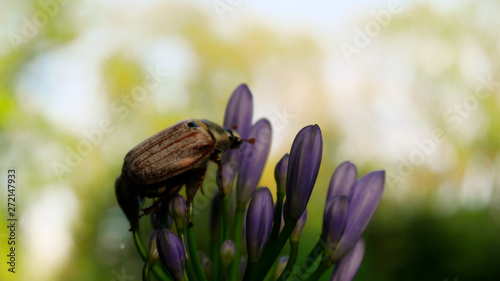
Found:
<box><xmin>187</xmin><ymin>209</ymin><xmax>208</xmax><ymax>281</ymax></box>
<box><xmin>185</xmin><ymin>257</ymin><xmax>199</xmax><ymax>281</ymax></box>
<box><xmin>216</xmin><ymin>194</ymin><xmax>232</xmax><ymax>280</ymax></box>
<box><xmin>288</xmin><ymin>241</ymin><xmax>324</xmax><ymax>280</ymax></box>
<box><xmin>304</xmin><ymin>261</ymin><xmax>330</xmax><ymax>281</ymax></box>
<box><xmin>221</xmin><ymin>194</ymin><xmax>232</xmax><ymax>241</ymax></box>
<box><xmin>251</xmin><ymin>220</ymin><xmax>297</xmax><ymax>281</ymax></box>
<box><xmin>176</xmin><ymin>223</ymin><xmax>198</xmax><ymax>281</ymax></box>
<box><xmin>277</xmin><ymin>239</ymin><xmax>299</xmax><ymax>280</ymax></box>
<box><xmin>242</xmin><ymin>259</ymin><xmax>257</xmax><ymax>281</ymax></box>
<box><xmin>210</xmin><ymin>229</ymin><xmax>222</xmax><ymax>281</ymax></box>
<box><xmin>268</xmin><ymin>190</ymin><xmax>285</xmax><ymax>244</ymax></box>
<box><xmin>142</xmin><ymin>259</ymin><xmax>152</xmax><ymax>281</ymax></box>
<box><xmin>222</xmin><ymin>258</ymin><xmax>233</xmax><ymax>281</ymax></box>
<box><xmin>179</xmin><ymin>231</ymin><xmax>198</xmax><ymax>281</ymax></box>
<box><xmin>229</xmin><ymin>205</ymin><xmax>246</xmax><ymax>281</ymax></box>
<box><xmin>132</xmin><ymin>227</ymin><xmax>171</xmax><ymax>281</ymax></box>
<box><xmin>262</xmin><ymin>259</ymin><xmax>279</xmax><ymax>281</ymax></box>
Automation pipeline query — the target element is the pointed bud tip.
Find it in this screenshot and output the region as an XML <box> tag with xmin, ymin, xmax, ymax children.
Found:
<box><xmin>236</xmin><ymin>83</ymin><xmax>250</xmax><ymax>92</ymax></box>
<box><xmin>363</xmin><ymin>170</ymin><xmax>386</xmax><ymax>190</ymax></box>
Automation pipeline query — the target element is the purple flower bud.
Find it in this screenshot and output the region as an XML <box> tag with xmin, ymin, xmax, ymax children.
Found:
<box><xmin>198</xmin><ymin>251</ymin><xmax>213</xmax><ymax>279</ymax></box>
<box><xmin>168</xmin><ymin>194</ymin><xmax>186</xmax><ymax>228</ymax></box>
<box><xmin>274</xmin><ymin>256</ymin><xmax>289</xmax><ymax>279</ymax></box>
<box><xmin>246</xmin><ymin>187</ymin><xmax>274</xmax><ymax>261</ymax></box>
<box><xmin>148</xmin><ymin>228</ymin><xmax>161</xmax><ymax>260</ymax></box>
<box><xmin>326</xmin><ymin>161</ymin><xmax>357</xmax><ymax>202</ymax></box>
<box><xmin>332</xmin><ymin>171</ymin><xmax>385</xmax><ymax>261</ymax></box>
<box><xmin>290</xmin><ymin>210</ymin><xmax>307</xmax><ymax>241</ymax></box>
<box><xmin>223</xmin><ymin>84</ymin><xmax>254</xmax><ymax>167</ymax></box>
<box><xmin>220</xmin><ymin>240</ymin><xmax>237</xmax><ymax>267</ymax></box>
<box><xmin>157</xmin><ymin>229</ymin><xmax>186</xmax><ymax>281</ymax></box>
<box><xmin>321</xmin><ymin>196</ymin><xmax>349</xmax><ymax>262</ymax></box>
<box><xmin>274</xmin><ymin>154</ymin><xmax>289</xmax><ymax>194</ymax></box>
<box><xmin>284</xmin><ymin>125</ymin><xmax>323</xmax><ymax>222</ymax></box>
<box><xmin>150</xmin><ymin>207</ymin><xmax>159</xmax><ymax>228</ymax></box>
<box><xmin>330</xmin><ymin>239</ymin><xmax>365</xmax><ymax>281</ymax></box>
<box><xmin>198</xmin><ymin>251</ymin><xmax>214</xmax><ymax>280</ymax></box>
<box><xmin>152</xmin><ymin>202</ymin><xmax>173</xmax><ymax>229</ymax></box>
<box><xmin>236</xmin><ymin>119</ymin><xmax>272</xmax><ymax>205</ymax></box>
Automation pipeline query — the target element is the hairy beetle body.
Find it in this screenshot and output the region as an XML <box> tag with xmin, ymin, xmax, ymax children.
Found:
<box><xmin>115</xmin><ymin>119</ymin><xmax>247</xmax><ymax>229</ymax></box>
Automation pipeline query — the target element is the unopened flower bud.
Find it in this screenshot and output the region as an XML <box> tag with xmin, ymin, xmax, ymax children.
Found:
<box><xmin>274</xmin><ymin>256</ymin><xmax>289</xmax><ymax>280</ymax></box>
<box><xmin>274</xmin><ymin>154</ymin><xmax>289</xmax><ymax>195</ymax></box>
<box><xmin>168</xmin><ymin>194</ymin><xmax>186</xmax><ymax>229</ymax></box>
<box><xmin>246</xmin><ymin>187</ymin><xmax>274</xmax><ymax>262</ymax></box>
<box><xmin>198</xmin><ymin>251</ymin><xmax>213</xmax><ymax>279</ymax></box>
<box><xmin>284</xmin><ymin>125</ymin><xmax>323</xmax><ymax>222</ymax></box>
<box><xmin>223</xmin><ymin>84</ymin><xmax>254</xmax><ymax>167</ymax></box>
<box><xmin>157</xmin><ymin>229</ymin><xmax>185</xmax><ymax>281</ymax></box>
<box><xmin>330</xmin><ymin>239</ymin><xmax>365</xmax><ymax>281</ymax></box>
<box><xmin>220</xmin><ymin>240</ymin><xmax>236</xmax><ymax>267</ymax></box>
<box><xmin>236</xmin><ymin>119</ymin><xmax>272</xmax><ymax>206</ymax></box>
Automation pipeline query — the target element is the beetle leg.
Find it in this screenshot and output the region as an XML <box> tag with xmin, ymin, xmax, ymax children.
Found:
<box><xmin>140</xmin><ymin>198</ymin><xmax>158</xmax><ymax>216</ymax></box>
<box><xmin>183</xmin><ymin>167</ymin><xmax>207</xmax><ymax>227</ymax></box>
<box><xmin>186</xmin><ymin>167</ymin><xmax>207</xmax><ymax>204</ymax></box>
<box><xmin>211</xmin><ymin>154</ymin><xmax>225</xmax><ymax>197</ymax></box>
<box><xmin>167</xmin><ymin>184</ymin><xmax>183</xmax><ymax>195</ymax></box>
<box><xmin>139</xmin><ymin>184</ymin><xmax>181</xmax><ymax>224</ymax></box>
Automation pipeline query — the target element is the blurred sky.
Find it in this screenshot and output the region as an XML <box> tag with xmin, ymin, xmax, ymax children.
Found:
<box><xmin>10</xmin><ymin>0</ymin><xmax>464</xmax><ymax>150</ymax></box>
<box><xmin>12</xmin><ymin>0</ymin><xmax>490</xmax><ymax>188</ymax></box>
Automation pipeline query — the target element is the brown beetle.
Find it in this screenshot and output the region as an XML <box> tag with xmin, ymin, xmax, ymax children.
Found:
<box><xmin>115</xmin><ymin>119</ymin><xmax>252</xmax><ymax>229</ymax></box>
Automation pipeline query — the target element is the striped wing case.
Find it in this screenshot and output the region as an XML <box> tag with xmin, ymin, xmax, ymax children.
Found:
<box><xmin>123</xmin><ymin>120</ymin><xmax>215</xmax><ymax>185</ymax></box>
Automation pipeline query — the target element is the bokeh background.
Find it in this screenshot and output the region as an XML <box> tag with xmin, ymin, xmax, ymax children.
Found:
<box><xmin>1</xmin><ymin>0</ymin><xmax>500</xmax><ymax>280</ymax></box>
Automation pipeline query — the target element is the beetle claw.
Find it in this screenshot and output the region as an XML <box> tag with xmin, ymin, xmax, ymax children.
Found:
<box><xmin>187</xmin><ymin>217</ymin><xmax>194</xmax><ymax>228</ymax></box>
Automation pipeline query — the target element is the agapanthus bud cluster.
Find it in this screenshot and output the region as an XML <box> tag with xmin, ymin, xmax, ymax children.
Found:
<box><xmin>118</xmin><ymin>84</ymin><xmax>385</xmax><ymax>281</ymax></box>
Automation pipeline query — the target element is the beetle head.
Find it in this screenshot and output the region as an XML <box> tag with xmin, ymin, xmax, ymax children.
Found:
<box><xmin>226</xmin><ymin>128</ymin><xmax>243</xmax><ymax>149</ymax></box>
<box><xmin>224</xmin><ymin>126</ymin><xmax>255</xmax><ymax>149</ymax></box>
<box><xmin>200</xmin><ymin>119</ymin><xmax>255</xmax><ymax>152</ymax></box>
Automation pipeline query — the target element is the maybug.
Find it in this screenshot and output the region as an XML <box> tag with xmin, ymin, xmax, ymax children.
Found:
<box><xmin>115</xmin><ymin>119</ymin><xmax>253</xmax><ymax>229</ymax></box>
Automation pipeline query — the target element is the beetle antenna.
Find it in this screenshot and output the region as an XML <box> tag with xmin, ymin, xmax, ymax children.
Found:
<box><xmin>243</xmin><ymin>138</ymin><xmax>255</xmax><ymax>145</ymax></box>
